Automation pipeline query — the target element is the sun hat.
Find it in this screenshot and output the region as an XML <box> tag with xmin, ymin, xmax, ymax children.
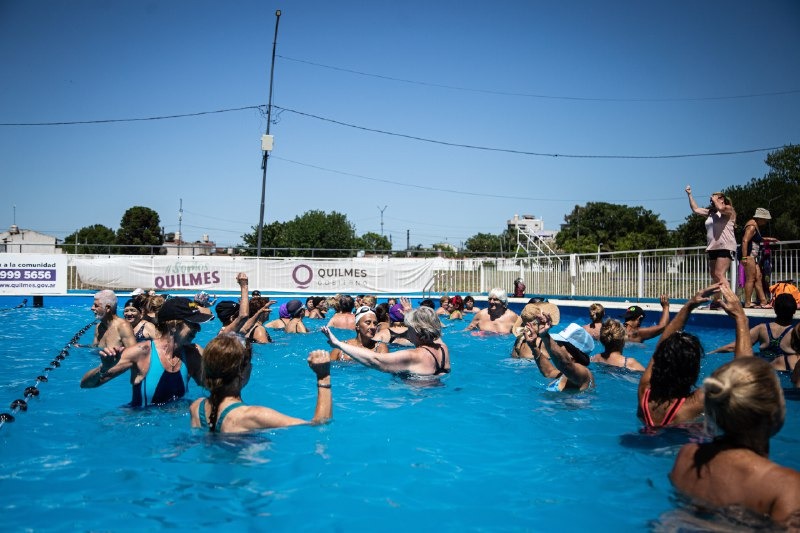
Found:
<box><xmin>753</xmin><ymin>207</ymin><xmax>771</xmax><ymax>220</ymax></box>
<box><xmin>512</xmin><ymin>302</ymin><xmax>561</xmax><ymax>336</ymax></box>
<box><xmin>158</xmin><ymin>297</ymin><xmax>214</xmax><ymax>324</ymax></box>
<box><xmin>550</xmin><ymin>323</ymin><xmax>594</xmax><ymax>363</ymax></box>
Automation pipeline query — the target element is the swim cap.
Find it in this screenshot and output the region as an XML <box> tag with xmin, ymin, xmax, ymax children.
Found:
<box><xmin>278</xmin><ymin>303</ymin><xmax>291</xmax><ymax>319</ymax></box>
<box><xmin>286</xmin><ymin>299</ymin><xmax>304</xmax><ymax>318</ymax></box>
<box><xmin>354</xmin><ymin>305</ymin><xmax>376</xmax><ymax>325</ymax></box>
<box><xmin>388</xmin><ymin>303</ymin><xmax>405</xmax><ymax>323</ymax></box>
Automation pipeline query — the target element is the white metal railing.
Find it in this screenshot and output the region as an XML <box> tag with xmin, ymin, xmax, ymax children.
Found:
<box><xmin>58</xmin><ymin>240</ymin><xmax>800</xmax><ymax>300</ymax></box>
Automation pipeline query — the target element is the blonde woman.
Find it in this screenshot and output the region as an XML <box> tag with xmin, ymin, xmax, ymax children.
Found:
<box><xmin>582</xmin><ymin>303</ymin><xmax>605</xmax><ymax>340</ymax></box>
<box><xmin>590</xmin><ymin>319</ymin><xmax>645</xmax><ymax>371</ymax></box>
<box><xmin>670</xmin><ymin>357</ymin><xmax>800</xmax><ymax>525</ymax></box>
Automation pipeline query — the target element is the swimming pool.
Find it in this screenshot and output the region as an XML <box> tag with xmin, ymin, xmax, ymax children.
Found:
<box><xmin>1</xmin><ymin>300</ymin><xmax>798</xmax><ymax>531</ymax></box>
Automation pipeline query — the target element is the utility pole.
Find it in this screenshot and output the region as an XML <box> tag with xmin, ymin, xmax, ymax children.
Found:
<box><xmin>178</xmin><ymin>198</ymin><xmax>183</xmax><ymax>256</ymax></box>
<box><xmin>378</xmin><ymin>205</ymin><xmax>387</xmax><ymax>236</ymax></box>
<box><xmin>256</xmin><ymin>10</ymin><xmax>282</xmax><ymax>257</ymax></box>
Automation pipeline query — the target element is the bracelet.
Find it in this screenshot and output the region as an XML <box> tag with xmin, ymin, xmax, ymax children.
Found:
<box><xmin>317</xmin><ymin>383</ymin><xmax>331</xmax><ymax>389</ymax></box>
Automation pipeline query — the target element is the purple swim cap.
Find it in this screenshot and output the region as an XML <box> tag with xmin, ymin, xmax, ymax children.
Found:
<box><xmin>279</xmin><ymin>303</ymin><xmax>290</xmax><ymax>319</ymax></box>
<box><xmin>388</xmin><ymin>303</ymin><xmax>405</xmax><ymax>323</ymax></box>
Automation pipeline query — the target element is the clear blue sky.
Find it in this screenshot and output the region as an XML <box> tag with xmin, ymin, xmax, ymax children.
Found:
<box><xmin>2</xmin><ymin>0</ymin><xmax>799</xmax><ymax>249</ymax></box>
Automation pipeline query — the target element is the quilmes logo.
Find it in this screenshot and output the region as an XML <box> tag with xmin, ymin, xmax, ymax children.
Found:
<box><xmin>292</xmin><ymin>264</ymin><xmax>313</xmax><ymax>289</ymax></box>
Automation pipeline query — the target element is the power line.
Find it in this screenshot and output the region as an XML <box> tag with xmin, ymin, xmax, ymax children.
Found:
<box><xmin>2</xmin><ymin>101</ymin><xmax>791</xmax><ymax>160</ymax></box>
<box><xmin>0</xmin><ymin>105</ymin><xmax>264</xmax><ymax>126</ymax></box>
<box><xmin>273</xmin><ymin>106</ymin><xmax>789</xmax><ymax>160</ymax></box>
<box><xmin>277</xmin><ymin>55</ymin><xmax>800</xmax><ymax>103</ymax></box>
<box><xmin>273</xmin><ymin>156</ymin><xmax>721</xmax><ymax>203</ymax></box>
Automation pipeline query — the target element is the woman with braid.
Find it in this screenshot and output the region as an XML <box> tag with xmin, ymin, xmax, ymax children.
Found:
<box><xmin>190</xmin><ymin>334</ymin><xmax>332</xmax><ymax>433</ymax></box>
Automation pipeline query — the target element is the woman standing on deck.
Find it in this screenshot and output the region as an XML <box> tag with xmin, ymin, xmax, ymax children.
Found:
<box><xmin>740</xmin><ymin>207</ymin><xmax>778</xmax><ymax>308</ymax></box>
<box><xmin>685</xmin><ymin>185</ymin><xmax>737</xmax><ymax>288</ymax></box>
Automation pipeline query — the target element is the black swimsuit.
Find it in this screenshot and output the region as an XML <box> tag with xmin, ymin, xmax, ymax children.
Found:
<box><xmin>422</xmin><ymin>345</ymin><xmax>450</xmax><ymax>375</ymax></box>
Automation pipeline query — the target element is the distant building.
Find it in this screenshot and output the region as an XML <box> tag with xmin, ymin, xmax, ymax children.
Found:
<box><xmin>507</xmin><ymin>214</ymin><xmax>558</xmax><ymax>257</ymax></box>
<box><xmin>0</xmin><ymin>225</ymin><xmax>62</xmax><ymax>253</ymax></box>
<box><xmin>161</xmin><ymin>232</ymin><xmax>216</xmax><ymax>256</ymax></box>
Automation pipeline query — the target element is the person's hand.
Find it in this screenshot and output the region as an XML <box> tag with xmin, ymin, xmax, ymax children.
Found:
<box><xmin>660</xmin><ymin>294</ymin><xmax>670</xmax><ymax>308</ymax></box>
<box><xmin>320</xmin><ymin>326</ymin><xmax>340</xmax><ymax>347</ymax></box>
<box><xmin>98</xmin><ymin>346</ymin><xmax>123</xmax><ymax>370</ymax></box>
<box><xmin>400</xmin><ymin>297</ymin><xmax>412</xmax><ymax>312</ymax></box>
<box><xmin>689</xmin><ymin>283</ymin><xmax>721</xmax><ymax>306</ymax></box>
<box><xmin>717</xmin><ymin>284</ymin><xmax>746</xmax><ymax>319</ymax></box>
<box><xmin>236</xmin><ymin>272</ymin><xmax>248</xmax><ymax>286</ymax></box>
<box><xmin>522</xmin><ymin>322</ymin><xmax>539</xmax><ymax>343</ymax></box>
<box><xmin>685</xmin><ymin>185</ymin><xmax>692</xmax><ymax>195</ymax></box>
<box><xmin>307</xmin><ymin>349</ymin><xmax>331</xmax><ymax>379</ymax></box>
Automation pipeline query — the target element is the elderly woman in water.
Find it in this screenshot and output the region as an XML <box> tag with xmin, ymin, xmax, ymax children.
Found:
<box><xmin>322</xmin><ymin>305</ymin><xmax>449</xmax><ymax>378</ymax></box>
<box><xmin>329</xmin><ymin>305</ymin><xmax>389</xmax><ymax>362</ymax></box>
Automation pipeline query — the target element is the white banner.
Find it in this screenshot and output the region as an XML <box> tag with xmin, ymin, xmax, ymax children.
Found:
<box><xmin>0</xmin><ymin>254</ymin><xmax>67</xmax><ymax>295</ymax></box>
<box><xmin>72</xmin><ymin>256</ymin><xmax>435</xmax><ymax>294</ymax></box>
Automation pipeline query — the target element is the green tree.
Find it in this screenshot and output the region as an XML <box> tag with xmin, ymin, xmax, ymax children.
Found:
<box><xmin>116</xmin><ymin>206</ymin><xmax>162</xmax><ymax>254</ymax></box>
<box><xmin>354</xmin><ymin>232</ymin><xmax>392</xmax><ymax>252</ymax></box>
<box><xmin>464</xmin><ymin>232</ymin><xmax>502</xmax><ymax>254</ymax></box>
<box><xmin>464</xmin><ymin>229</ymin><xmax>517</xmax><ymax>255</ymax></box>
<box><xmin>556</xmin><ymin>202</ymin><xmax>672</xmax><ymax>253</ymax></box>
<box><xmin>60</xmin><ymin>224</ymin><xmax>117</xmax><ymax>254</ymax></box>
<box><xmin>241</xmin><ymin>210</ymin><xmax>358</xmax><ymax>257</ymax></box>
<box><xmin>241</xmin><ymin>221</ymin><xmax>287</xmax><ymax>256</ymax></box>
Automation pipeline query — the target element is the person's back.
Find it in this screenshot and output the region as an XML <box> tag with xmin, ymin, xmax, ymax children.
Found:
<box><xmin>670</xmin><ymin>357</ymin><xmax>800</xmax><ymax>525</ymax></box>
<box><xmin>327</xmin><ymin>295</ymin><xmax>356</xmax><ymax>330</ymax></box>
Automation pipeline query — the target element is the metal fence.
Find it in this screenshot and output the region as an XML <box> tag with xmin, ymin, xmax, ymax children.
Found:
<box><xmin>60</xmin><ymin>241</ymin><xmax>800</xmax><ymax>301</ymax></box>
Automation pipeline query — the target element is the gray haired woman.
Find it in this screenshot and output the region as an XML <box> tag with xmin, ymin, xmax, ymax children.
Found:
<box><xmin>321</xmin><ymin>306</ymin><xmax>450</xmax><ymax>377</ymax></box>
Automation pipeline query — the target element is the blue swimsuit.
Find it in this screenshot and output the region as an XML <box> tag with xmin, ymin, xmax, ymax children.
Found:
<box><xmin>198</xmin><ymin>400</ymin><xmax>245</xmax><ymax>431</ymax></box>
<box><xmin>130</xmin><ymin>341</ymin><xmax>190</xmax><ymax>407</ymax></box>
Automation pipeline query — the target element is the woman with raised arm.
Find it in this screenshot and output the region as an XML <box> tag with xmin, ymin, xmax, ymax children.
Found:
<box><xmin>637</xmin><ymin>283</ymin><xmax>751</xmax><ymax>430</ymax></box>
<box><xmin>322</xmin><ymin>305</ymin><xmax>449</xmax><ymax>378</ymax></box>
<box><xmin>190</xmin><ymin>334</ymin><xmax>332</xmax><ymax>433</ymax></box>
<box><xmin>686</xmin><ymin>185</ymin><xmax>737</xmax><ymax>287</ymax></box>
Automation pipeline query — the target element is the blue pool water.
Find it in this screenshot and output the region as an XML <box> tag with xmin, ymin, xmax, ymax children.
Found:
<box><xmin>1</xmin><ymin>300</ymin><xmax>798</xmax><ymax>531</ymax></box>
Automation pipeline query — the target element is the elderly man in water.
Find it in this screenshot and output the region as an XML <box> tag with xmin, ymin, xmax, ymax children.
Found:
<box><xmin>466</xmin><ymin>288</ymin><xmax>519</xmax><ymax>334</ymax></box>
<box><xmin>77</xmin><ymin>289</ymin><xmax>138</xmax><ymax>350</ymax></box>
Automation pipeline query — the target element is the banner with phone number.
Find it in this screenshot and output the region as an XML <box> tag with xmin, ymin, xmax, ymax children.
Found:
<box><xmin>0</xmin><ymin>254</ymin><xmax>67</xmax><ymax>295</ymax></box>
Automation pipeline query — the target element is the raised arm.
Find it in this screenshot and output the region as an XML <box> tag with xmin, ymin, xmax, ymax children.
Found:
<box><xmin>219</xmin><ymin>272</ymin><xmax>251</xmax><ymax>335</ymax></box>
<box><xmin>685</xmin><ymin>185</ymin><xmax>709</xmax><ymax>216</ymax></box>
<box><xmin>639</xmin><ymin>285</ymin><xmax>715</xmax><ymax>399</ymax></box>
<box><xmin>717</xmin><ymin>284</ymin><xmax>752</xmax><ymax>357</ymax></box>
<box><xmin>637</xmin><ymin>294</ymin><xmax>671</xmax><ymax>341</ymax></box>
<box><xmin>244</xmin><ymin>349</ymin><xmax>332</xmax><ymax>429</ymax></box>
<box><xmin>522</xmin><ymin>323</ymin><xmax>563</xmax><ymax>379</ymax></box>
